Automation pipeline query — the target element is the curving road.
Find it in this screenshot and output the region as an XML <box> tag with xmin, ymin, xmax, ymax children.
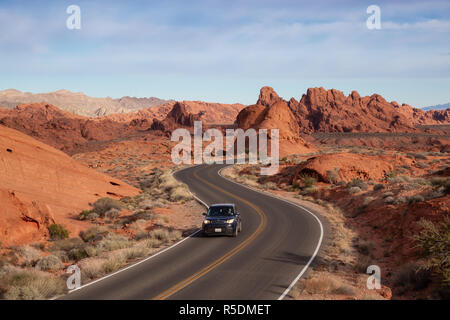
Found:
<box><xmin>62</xmin><ymin>164</ymin><xmax>324</xmax><ymax>300</ymax></box>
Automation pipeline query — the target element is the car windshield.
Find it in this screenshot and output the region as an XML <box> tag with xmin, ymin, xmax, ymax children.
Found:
<box><xmin>207</xmin><ymin>206</ymin><xmax>234</xmax><ymax>217</ymax></box>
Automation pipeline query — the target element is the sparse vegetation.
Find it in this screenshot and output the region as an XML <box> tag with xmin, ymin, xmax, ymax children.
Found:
<box><xmin>47</xmin><ymin>224</ymin><xmax>69</xmax><ymax>241</ymax></box>
<box><xmin>78</xmin><ymin>210</ymin><xmax>98</xmax><ymax>221</ymax></box>
<box><xmin>348</xmin><ymin>186</ymin><xmax>361</xmax><ymax>194</ymax></box>
<box><xmin>326</xmin><ymin>169</ymin><xmax>340</xmax><ymax>184</ymax></box>
<box><xmin>303</xmin><ymin>277</ymin><xmax>339</xmax><ymax>294</ymax></box>
<box><xmin>374</xmin><ymin>183</ymin><xmax>385</xmax><ymax>191</ymax></box>
<box><xmin>414</xmin><ymin>217</ymin><xmax>450</xmax><ymax>292</ymax></box>
<box><xmin>0</xmin><ymin>268</ymin><xmax>65</xmax><ymax>300</ymax></box>
<box><xmin>36</xmin><ymin>255</ymin><xmax>63</xmax><ymax>271</ymax></box>
<box><xmin>348</xmin><ymin>178</ymin><xmax>369</xmax><ymax>190</ymax></box>
<box><xmin>393</xmin><ymin>263</ymin><xmax>431</xmax><ymax>294</ymax></box>
<box><xmin>92</xmin><ymin>197</ymin><xmax>123</xmax><ymax>216</ymax></box>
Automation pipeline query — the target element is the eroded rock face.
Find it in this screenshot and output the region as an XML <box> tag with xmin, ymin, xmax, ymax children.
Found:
<box><xmin>0</xmin><ymin>100</ymin><xmax>245</xmax><ymax>154</ymax></box>
<box><xmin>257</xmin><ymin>86</ymin><xmax>282</xmax><ymax>108</ymax></box>
<box><xmin>256</xmin><ymin>87</ymin><xmax>449</xmax><ymax>134</ymax></box>
<box><xmin>0</xmin><ymin>125</ymin><xmax>139</xmax><ymax>246</ymax></box>
<box><xmin>235</xmin><ymin>98</ymin><xmax>316</xmax><ymax>156</ymax></box>
<box><xmin>292</xmin><ymin>152</ymin><xmax>413</xmax><ymax>183</ymax></box>
<box><xmin>150</xmin><ymin>102</ymin><xmax>202</xmax><ymax>133</ymax></box>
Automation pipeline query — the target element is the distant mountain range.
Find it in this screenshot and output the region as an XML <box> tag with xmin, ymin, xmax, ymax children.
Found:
<box><xmin>423</xmin><ymin>103</ymin><xmax>450</xmax><ymax>111</ymax></box>
<box><xmin>0</xmin><ymin>89</ymin><xmax>173</xmax><ymax>117</ymax></box>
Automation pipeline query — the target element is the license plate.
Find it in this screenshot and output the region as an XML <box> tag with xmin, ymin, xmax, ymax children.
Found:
<box><xmin>214</xmin><ymin>228</ymin><xmax>221</xmax><ymax>233</ymax></box>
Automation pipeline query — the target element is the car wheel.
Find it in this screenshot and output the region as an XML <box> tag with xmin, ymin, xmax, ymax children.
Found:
<box><xmin>232</xmin><ymin>226</ymin><xmax>238</xmax><ymax>237</ymax></box>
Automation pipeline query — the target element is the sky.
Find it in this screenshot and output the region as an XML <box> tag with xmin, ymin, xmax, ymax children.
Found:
<box><xmin>0</xmin><ymin>0</ymin><xmax>449</xmax><ymax>107</ymax></box>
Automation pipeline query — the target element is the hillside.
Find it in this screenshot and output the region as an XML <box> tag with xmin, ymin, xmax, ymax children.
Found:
<box><xmin>0</xmin><ymin>125</ymin><xmax>139</xmax><ymax>246</ymax></box>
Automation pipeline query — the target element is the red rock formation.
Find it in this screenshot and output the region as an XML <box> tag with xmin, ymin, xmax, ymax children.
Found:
<box><xmin>150</xmin><ymin>102</ymin><xmax>201</xmax><ymax>133</ymax></box>
<box><xmin>0</xmin><ymin>125</ymin><xmax>139</xmax><ymax>246</ymax></box>
<box><xmin>236</xmin><ymin>97</ymin><xmax>316</xmax><ymax>156</ymax></box>
<box><xmin>0</xmin><ymin>103</ymin><xmax>154</xmax><ymax>154</ymax></box>
<box><xmin>292</xmin><ymin>152</ymin><xmax>413</xmax><ymax>183</ymax></box>
<box><xmin>258</xmin><ymin>87</ymin><xmax>449</xmax><ymax>133</ymax></box>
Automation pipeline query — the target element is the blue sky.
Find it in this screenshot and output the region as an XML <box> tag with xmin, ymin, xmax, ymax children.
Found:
<box><xmin>0</xmin><ymin>0</ymin><xmax>449</xmax><ymax>107</ymax></box>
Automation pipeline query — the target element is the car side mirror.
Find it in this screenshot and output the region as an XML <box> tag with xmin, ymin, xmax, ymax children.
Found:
<box><xmin>235</xmin><ymin>212</ymin><xmax>240</xmax><ymax>216</ymax></box>
<box><xmin>202</xmin><ymin>212</ymin><xmax>207</xmax><ymax>216</ymax></box>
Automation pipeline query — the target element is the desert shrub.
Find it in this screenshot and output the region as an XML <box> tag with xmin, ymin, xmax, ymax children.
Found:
<box><xmin>47</xmin><ymin>224</ymin><xmax>69</xmax><ymax>241</ymax></box>
<box><xmin>140</xmin><ymin>237</ymin><xmax>163</xmax><ymax>248</ymax></box>
<box><xmin>151</xmin><ymin>228</ymin><xmax>171</xmax><ymax>241</ymax></box>
<box><xmin>362</xmin><ymin>196</ymin><xmax>375</xmax><ymax>207</ymax></box>
<box><xmin>303</xmin><ymin>277</ymin><xmax>338</xmax><ymax>294</ymax></box>
<box><xmin>348</xmin><ymin>186</ymin><xmax>361</xmax><ymax>194</ymax></box>
<box><xmin>80</xmin><ymin>226</ymin><xmax>108</xmax><ymax>243</ymax></box>
<box><xmin>16</xmin><ymin>246</ymin><xmax>40</xmax><ymax>266</ymax></box>
<box><xmin>412</xmin><ymin>153</ymin><xmax>428</xmax><ymax>160</ymax></box>
<box><xmin>403</xmin><ymin>183</ymin><xmax>422</xmax><ymax>191</ymax></box>
<box><xmin>78</xmin><ymin>210</ymin><xmax>97</xmax><ymax>221</ymax></box>
<box><xmin>384</xmin><ymin>170</ymin><xmax>398</xmax><ymax>179</ymax></box>
<box><xmin>96</xmin><ymin>234</ymin><xmax>132</xmax><ymax>252</ymax></box>
<box><xmin>415</xmin><ymin>161</ymin><xmax>429</xmax><ymax>169</ymax></box>
<box><xmin>387</xmin><ymin>175</ymin><xmax>411</xmax><ymax>184</ymax></box>
<box><xmin>354</xmin><ymin>256</ymin><xmax>372</xmax><ymax>273</ymax></box>
<box><xmin>299</xmin><ymin>174</ymin><xmax>317</xmax><ymax>188</ymax></box>
<box><xmin>373</xmin><ymin>184</ymin><xmax>385</xmax><ymax>191</ymax></box>
<box><xmin>384</xmin><ymin>196</ymin><xmax>395</xmax><ymax>204</ymax></box>
<box><xmin>84</xmin><ymin>245</ymin><xmax>99</xmax><ymax>258</ymax></box>
<box><xmin>332</xmin><ymin>284</ymin><xmax>356</xmax><ymax>296</ymax></box>
<box><xmin>393</xmin><ymin>263</ymin><xmax>431</xmax><ymax>292</ymax></box>
<box><xmin>50</xmin><ymin>237</ymin><xmax>84</xmax><ymax>252</ymax></box>
<box><xmin>326</xmin><ymin>169</ymin><xmax>340</xmax><ymax>184</ymax></box>
<box><xmin>348</xmin><ymin>178</ymin><xmax>368</xmax><ymax>190</ymax></box>
<box><xmin>102</xmin><ymin>252</ymin><xmax>126</xmax><ymax>273</ymax></box>
<box><xmin>123</xmin><ymin>245</ymin><xmax>149</xmax><ymax>260</ymax></box>
<box><xmin>152</xmin><ymin>215</ymin><xmax>170</xmax><ymax>226</ymax></box>
<box><xmin>78</xmin><ymin>258</ymin><xmax>105</xmax><ymax>280</ymax></box>
<box><xmin>169</xmin><ymin>186</ymin><xmax>192</xmax><ymax>202</ymax></box>
<box><xmin>430</xmin><ymin>177</ymin><xmax>450</xmax><ymax>195</ymax></box>
<box><xmin>300</xmin><ymin>186</ymin><xmax>318</xmax><ymax>195</ymax></box>
<box><xmin>356</xmin><ymin>240</ymin><xmax>374</xmax><ymax>256</ymax></box>
<box><xmin>68</xmin><ymin>247</ymin><xmax>89</xmax><ymax>261</ymax></box>
<box><xmin>138</xmin><ymin>199</ymin><xmax>154</xmax><ymax>210</ymax></box>
<box><xmin>132</xmin><ymin>210</ymin><xmax>155</xmax><ymax>222</ymax></box>
<box><xmin>93</xmin><ymin>197</ymin><xmax>122</xmax><ymax>216</ymax></box>
<box><xmin>414</xmin><ymin>218</ymin><xmax>450</xmax><ymax>288</ymax></box>
<box><xmin>382</xmin><ymin>191</ymin><xmax>394</xmax><ymax>198</ymax></box>
<box><xmin>0</xmin><ymin>269</ymin><xmax>65</xmax><ymax>300</ymax></box>
<box><xmin>394</xmin><ymin>196</ymin><xmax>408</xmax><ymax>205</ymax></box>
<box><xmin>36</xmin><ymin>255</ymin><xmax>63</xmax><ymax>271</ymax></box>
<box><xmin>104</xmin><ymin>208</ymin><xmax>121</xmax><ymax>220</ymax></box>
<box><xmin>263</xmin><ymin>182</ymin><xmax>278</xmax><ymax>190</ymax></box>
<box><xmin>408</xmin><ymin>195</ymin><xmax>425</xmax><ymax>204</ymax></box>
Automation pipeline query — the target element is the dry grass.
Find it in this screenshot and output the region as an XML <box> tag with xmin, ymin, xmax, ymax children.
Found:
<box><xmin>303</xmin><ymin>276</ymin><xmax>339</xmax><ymax>294</ymax></box>
<box><xmin>0</xmin><ymin>267</ymin><xmax>65</xmax><ymax>300</ymax></box>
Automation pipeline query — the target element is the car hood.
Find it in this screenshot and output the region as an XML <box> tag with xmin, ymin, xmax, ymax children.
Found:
<box><xmin>205</xmin><ymin>216</ymin><xmax>234</xmax><ymax>221</ymax></box>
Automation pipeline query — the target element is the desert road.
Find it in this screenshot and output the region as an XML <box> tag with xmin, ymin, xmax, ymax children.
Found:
<box><xmin>62</xmin><ymin>164</ymin><xmax>324</xmax><ymax>300</ymax></box>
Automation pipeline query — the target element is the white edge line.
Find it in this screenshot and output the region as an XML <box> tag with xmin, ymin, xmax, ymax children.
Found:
<box><xmin>53</xmin><ymin>165</ymin><xmax>208</xmax><ymax>299</ymax></box>
<box><xmin>217</xmin><ymin>166</ymin><xmax>324</xmax><ymax>301</ymax></box>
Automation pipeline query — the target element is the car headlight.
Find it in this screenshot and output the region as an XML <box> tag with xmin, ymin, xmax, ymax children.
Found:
<box><xmin>225</xmin><ymin>219</ymin><xmax>235</xmax><ymax>224</ymax></box>
<box><xmin>203</xmin><ymin>220</ymin><xmax>211</xmax><ymax>224</ymax></box>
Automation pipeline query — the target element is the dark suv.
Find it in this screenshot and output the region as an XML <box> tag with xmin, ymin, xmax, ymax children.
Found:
<box><xmin>202</xmin><ymin>203</ymin><xmax>242</xmax><ymax>237</ymax></box>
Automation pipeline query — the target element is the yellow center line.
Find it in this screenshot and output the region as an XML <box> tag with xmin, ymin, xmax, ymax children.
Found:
<box><xmin>152</xmin><ymin>166</ymin><xmax>268</xmax><ymax>300</ymax></box>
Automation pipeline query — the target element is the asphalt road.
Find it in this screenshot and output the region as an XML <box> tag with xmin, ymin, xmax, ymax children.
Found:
<box><xmin>62</xmin><ymin>164</ymin><xmax>324</xmax><ymax>300</ymax></box>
